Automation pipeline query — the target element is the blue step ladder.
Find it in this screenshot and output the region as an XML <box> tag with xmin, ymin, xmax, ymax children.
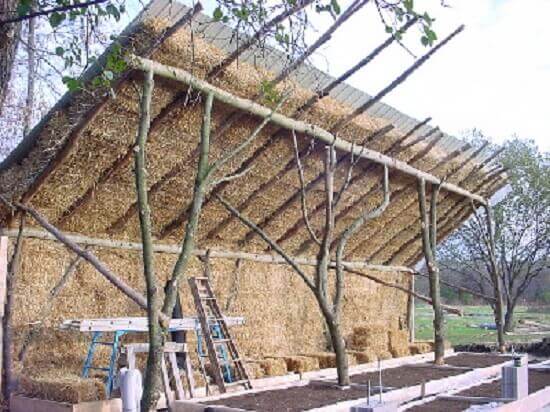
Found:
<box><xmin>82</xmin><ymin>331</ymin><xmax>126</xmax><ymax>396</ymax></box>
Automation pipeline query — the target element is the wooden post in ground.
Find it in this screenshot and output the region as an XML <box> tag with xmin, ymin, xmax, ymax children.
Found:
<box><xmin>0</xmin><ymin>236</ymin><xmax>7</xmax><ymax>391</ymax></box>
<box><xmin>417</xmin><ymin>179</ymin><xmax>445</xmax><ymax>365</ymax></box>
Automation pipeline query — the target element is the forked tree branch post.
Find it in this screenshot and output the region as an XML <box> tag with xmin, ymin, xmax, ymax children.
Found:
<box><xmin>417</xmin><ymin>178</ymin><xmax>445</xmax><ymax>365</ymax></box>
<box><xmin>133</xmin><ymin>69</ymin><xmax>165</xmax><ymax>410</ymax></box>
<box><xmin>476</xmin><ymin>202</ymin><xmax>506</xmax><ymax>352</ymax></box>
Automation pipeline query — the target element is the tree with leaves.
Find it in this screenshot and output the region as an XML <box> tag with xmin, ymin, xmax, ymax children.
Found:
<box><xmin>439</xmin><ymin>138</ymin><xmax>549</xmax><ymax>333</ymax></box>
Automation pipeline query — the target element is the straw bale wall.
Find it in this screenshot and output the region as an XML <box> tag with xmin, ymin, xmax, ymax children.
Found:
<box><xmin>12</xmin><ymin>237</ymin><xmax>410</xmax><ymax>378</ymax></box>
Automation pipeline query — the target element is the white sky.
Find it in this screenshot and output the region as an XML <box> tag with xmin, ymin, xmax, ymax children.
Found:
<box><xmin>304</xmin><ymin>0</ymin><xmax>549</xmax><ymax>151</ymax></box>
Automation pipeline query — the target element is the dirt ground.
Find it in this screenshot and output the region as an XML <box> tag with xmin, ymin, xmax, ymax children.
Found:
<box><xmin>407</xmin><ymin>370</ymin><xmax>550</xmax><ymax>412</ymax></box>
<box><xmin>203</xmin><ymin>353</ymin><xmax>511</xmax><ymax>411</ymax></box>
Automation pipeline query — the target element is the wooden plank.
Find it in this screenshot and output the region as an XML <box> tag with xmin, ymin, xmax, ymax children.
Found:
<box><xmin>123</xmin><ymin>342</ymin><xmax>187</xmax><ymax>353</ymax></box>
<box><xmin>61</xmin><ymin>317</ymin><xmax>244</xmax><ymax>332</ymax></box>
<box><xmin>169</xmin><ymin>352</ymin><xmax>186</xmax><ymax>400</ymax></box>
<box><xmin>161</xmin><ymin>355</ymin><xmax>175</xmax><ymax>410</ymax></box>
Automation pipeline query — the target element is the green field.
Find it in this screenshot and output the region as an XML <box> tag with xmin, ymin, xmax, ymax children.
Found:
<box><xmin>415</xmin><ymin>304</ymin><xmax>550</xmax><ymax>346</ymax></box>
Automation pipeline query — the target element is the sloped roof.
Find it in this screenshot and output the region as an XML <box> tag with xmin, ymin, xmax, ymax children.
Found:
<box><xmin>0</xmin><ymin>0</ymin><xmax>506</xmax><ymax>265</ymax></box>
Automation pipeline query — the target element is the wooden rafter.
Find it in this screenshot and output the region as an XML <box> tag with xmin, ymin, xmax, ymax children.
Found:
<box><xmin>330</xmin><ymin>25</ymin><xmax>464</xmax><ymax>131</ymax></box>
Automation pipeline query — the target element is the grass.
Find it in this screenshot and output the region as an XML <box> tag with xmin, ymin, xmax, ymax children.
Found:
<box><xmin>415</xmin><ymin>304</ymin><xmax>550</xmax><ymax>346</ymax></box>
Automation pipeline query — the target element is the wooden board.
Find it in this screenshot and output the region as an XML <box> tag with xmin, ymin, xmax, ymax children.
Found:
<box><xmin>60</xmin><ymin>317</ymin><xmax>245</xmax><ymax>332</ymax></box>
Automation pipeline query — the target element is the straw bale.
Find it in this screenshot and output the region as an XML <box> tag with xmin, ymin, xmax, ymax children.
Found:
<box><xmin>258</xmin><ymin>358</ymin><xmax>288</xmax><ymax>376</ymax></box>
<box><xmin>408</xmin><ymin>342</ymin><xmax>433</xmax><ymax>355</ymax></box>
<box><xmin>17</xmin><ymin>370</ymin><xmax>106</xmax><ymax>403</ymax></box>
<box><xmin>300</xmin><ymin>352</ymin><xmax>357</xmax><ymax>369</ymax></box>
<box><xmin>268</xmin><ymin>355</ymin><xmax>319</xmax><ymax>374</ymax></box>
<box><xmin>245</xmin><ymin>361</ymin><xmax>265</xmax><ymax>379</ymax></box>
<box><xmin>388</xmin><ymin>329</ymin><xmax>410</xmax><ymax>358</ymax></box>
<box><xmin>348</xmin><ymin>350</ymin><xmax>378</xmax><ymax>364</ymax></box>
<box><xmin>377</xmin><ymin>351</ymin><xmax>393</xmax><ymax>360</ymax></box>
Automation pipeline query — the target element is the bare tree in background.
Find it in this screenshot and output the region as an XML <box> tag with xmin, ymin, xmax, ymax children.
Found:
<box><xmin>439</xmin><ymin>138</ymin><xmax>549</xmax><ymax>333</ymax></box>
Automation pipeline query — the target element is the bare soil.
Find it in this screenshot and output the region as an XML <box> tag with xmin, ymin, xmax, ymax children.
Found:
<box><xmin>203</xmin><ymin>354</ymin><xmax>511</xmax><ymax>411</ymax></box>
<box><xmin>407</xmin><ymin>370</ymin><xmax>550</xmax><ymax>412</ymax></box>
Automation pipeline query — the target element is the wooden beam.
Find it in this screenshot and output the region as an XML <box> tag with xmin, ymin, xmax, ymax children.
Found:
<box><xmin>129</xmin><ymin>55</ymin><xmax>488</xmax><ymax>205</ymax></box>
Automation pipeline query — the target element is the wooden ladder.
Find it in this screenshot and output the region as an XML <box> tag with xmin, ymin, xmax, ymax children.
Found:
<box><xmin>188</xmin><ymin>276</ymin><xmax>251</xmax><ymax>394</ymax></box>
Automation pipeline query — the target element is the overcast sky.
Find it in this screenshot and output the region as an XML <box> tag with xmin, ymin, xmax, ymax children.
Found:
<box><xmin>306</xmin><ymin>0</ymin><xmax>549</xmax><ymax>151</ymax></box>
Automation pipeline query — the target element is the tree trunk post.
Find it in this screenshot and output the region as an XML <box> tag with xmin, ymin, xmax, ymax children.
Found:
<box><xmin>482</xmin><ymin>204</ymin><xmax>506</xmax><ymax>352</ymax></box>
<box><xmin>326</xmin><ymin>314</ymin><xmax>349</xmax><ymax>386</ymax></box>
<box><xmin>417</xmin><ymin>179</ymin><xmax>445</xmax><ymax>365</ymax></box>
<box><xmin>133</xmin><ymin>70</ymin><xmax>164</xmax><ymax>411</ymax></box>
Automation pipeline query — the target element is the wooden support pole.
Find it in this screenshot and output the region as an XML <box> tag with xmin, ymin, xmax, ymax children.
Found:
<box><xmin>127</xmin><ymin>55</ymin><xmax>487</xmax><ymax>205</ymax></box>
<box><xmin>480</xmin><ymin>203</ymin><xmax>506</xmax><ymax>352</ymax></box>
<box><xmin>417</xmin><ymin>179</ymin><xmax>445</xmax><ymax>364</ymax></box>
